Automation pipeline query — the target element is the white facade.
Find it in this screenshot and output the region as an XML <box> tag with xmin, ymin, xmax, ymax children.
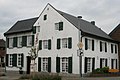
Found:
<box><xmin>5</xmin><ymin>4</ymin><xmax>118</xmax><ymax>74</ymax></box>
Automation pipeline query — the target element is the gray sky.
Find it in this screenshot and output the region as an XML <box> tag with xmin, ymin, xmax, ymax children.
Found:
<box><xmin>0</xmin><ymin>0</ymin><xmax>120</xmax><ymax>39</ymax></box>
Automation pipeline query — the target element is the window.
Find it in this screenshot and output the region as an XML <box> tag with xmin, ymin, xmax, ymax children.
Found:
<box><xmin>85</xmin><ymin>38</ymin><xmax>94</xmax><ymax>51</ymax></box>
<box><xmin>18</xmin><ymin>37</ymin><xmax>22</xmax><ymax>47</ymax></box>
<box><xmin>61</xmin><ymin>57</ymin><xmax>68</xmax><ymax>73</ymax></box>
<box><xmin>88</xmin><ymin>39</ymin><xmax>92</xmax><ymax>50</ymax></box>
<box><xmin>17</xmin><ymin>54</ymin><xmax>22</xmax><ymax>67</ymax></box>
<box><xmin>44</xmin><ymin>14</ymin><xmax>47</xmax><ymax>20</ymax></box>
<box><xmin>111</xmin><ymin>44</ymin><xmax>117</xmax><ymax>54</ymax></box>
<box><xmin>55</xmin><ymin>22</ymin><xmax>63</xmax><ymax>31</ymax></box>
<box><xmin>111</xmin><ymin>59</ymin><xmax>117</xmax><ymax>69</ymax></box>
<box><xmin>100</xmin><ymin>58</ymin><xmax>107</xmax><ymax>68</ymax></box>
<box><xmin>9</xmin><ymin>54</ymin><xmax>12</xmax><ymax>66</ymax></box>
<box><xmin>42</xmin><ymin>58</ymin><xmax>48</xmax><ymax>72</ymax></box>
<box><xmin>27</xmin><ymin>36</ymin><xmax>32</xmax><ymax>46</ymax></box>
<box><xmin>38</xmin><ymin>26</ymin><xmax>40</xmax><ymax>32</ymax></box>
<box><xmin>43</xmin><ymin>40</ymin><xmax>48</xmax><ymax>49</ymax></box>
<box><xmin>9</xmin><ymin>38</ymin><xmax>13</xmax><ymax>48</ymax></box>
<box><xmin>100</xmin><ymin>41</ymin><xmax>107</xmax><ymax>52</ymax></box>
<box><xmin>87</xmin><ymin>58</ymin><xmax>91</xmax><ymax>72</ymax></box>
<box><xmin>62</xmin><ymin>38</ymin><xmax>68</xmax><ymax>48</ymax></box>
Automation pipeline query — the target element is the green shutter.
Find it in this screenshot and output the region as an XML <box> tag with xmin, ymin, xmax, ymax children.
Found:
<box><xmin>85</xmin><ymin>38</ymin><xmax>88</xmax><ymax>50</ymax></box>
<box><xmin>6</xmin><ymin>54</ymin><xmax>9</xmax><ymax>66</ymax></box>
<box><xmin>39</xmin><ymin>40</ymin><xmax>42</xmax><ymax>50</ymax></box>
<box><xmin>116</xmin><ymin>59</ymin><xmax>117</xmax><ymax>69</ymax></box>
<box><xmin>48</xmin><ymin>39</ymin><xmax>51</xmax><ymax>50</ymax></box>
<box><xmin>92</xmin><ymin>58</ymin><xmax>95</xmax><ymax>71</ymax></box>
<box><xmin>33</xmin><ymin>26</ymin><xmax>36</xmax><ymax>34</ymax></box>
<box><xmin>92</xmin><ymin>40</ymin><xmax>94</xmax><ymax>51</ymax></box>
<box><xmin>68</xmin><ymin>37</ymin><xmax>72</xmax><ymax>49</ymax></box>
<box><xmin>111</xmin><ymin>44</ymin><xmax>113</xmax><ymax>53</ymax></box>
<box><xmin>100</xmin><ymin>41</ymin><xmax>102</xmax><ymax>52</ymax></box>
<box><xmin>105</xmin><ymin>43</ymin><xmax>107</xmax><ymax>52</ymax></box>
<box><xmin>21</xmin><ymin>54</ymin><xmax>24</xmax><ymax>67</ymax></box>
<box><xmin>22</xmin><ymin>36</ymin><xmax>27</xmax><ymax>47</ymax></box>
<box><xmin>48</xmin><ymin>57</ymin><xmax>51</xmax><ymax>72</ymax></box>
<box><xmin>68</xmin><ymin>57</ymin><xmax>72</xmax><ymax>73</ymax></box>
<box><xmin>59</xmin><ymin>22</ymin><xmax>63</xmax><ymax>31</ymax></box>
<box><xmin>100</xmin><ymin>58</ymin><xmax>102</xmax><ymax>68</ymax></box>
<box><xmin>7</xmin><ymin>38</ymin><xmax>9</xmax><ymax>48</ymax></box>
<box><xmin>38</xmin><ymin>57</ymin><xmax>41</xmax><ymax>72</ymax></box>
<box><xmin>13</xmin><ymin>37</ymin><xmax>17</xmax><ymax>47</ymax></box>
<box><xmin>12</xmin><ymin>54</ymin><xmax>17</xmax><ymax>67</ymax></box>
<box><xmin>56</xmin><ymin>57</ymin><xmax>60</xmax><ymax>73</ymax></box>
<box><xmin>111</xmin><ymin>59</ymin><xmax>113</xmax><ymax>69</ymax></box>
<box><xmin>105</xmin><ymin>59</ymin><xmax>107</xmax><ymax>67</ymax></box>
<box><xmin>84</xmin><ymin>57</ymin><xmax>87</xmax><ymax>73</ymax></box>
<box><xmin>57</xmin><ymin>39</ymin><xmax>61</xmax><ymax>49</ymax></box>
<box><xmin>32</xmin><ymin>35</ymin><xmax>34</xmax><ymax>46</ymax></box>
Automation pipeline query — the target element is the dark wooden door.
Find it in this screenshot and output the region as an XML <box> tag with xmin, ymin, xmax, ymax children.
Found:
<box><xmin>26</xmin><ymin>56</ymin><xmax>31</xmax><ymax>74</ymax></box>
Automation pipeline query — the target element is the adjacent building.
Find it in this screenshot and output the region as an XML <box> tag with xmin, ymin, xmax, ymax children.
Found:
<box><xmin>4</xmin><ymin>3</ymin><xmax>118</xmax><ymax>74</ymax></box>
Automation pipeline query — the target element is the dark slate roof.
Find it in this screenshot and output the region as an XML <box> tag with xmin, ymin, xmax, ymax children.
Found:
<box><xmin>109</xmin><ymin>24</ymin><xmax>120</xmax><ymax>36</ymax></box>
<box><xmin>4</xmin><ymin>17</ymin><xmax>38</xmax><ymax>35</ymax></box>
<box><xmin>0</xmin><ymin>39</ymin><xmax>5</xmax><ymax>47</ymax></box>
<box><xmin>57</xmin><ymin>10</ymin><xmax>112</xmax><ymax>40</ymax></box>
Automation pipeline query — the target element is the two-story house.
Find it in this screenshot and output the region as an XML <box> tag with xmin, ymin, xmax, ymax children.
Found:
<box><xmin>4</xmin><ymin>3</ymin><xmax>118</xmax><ymax>75</ymax></box>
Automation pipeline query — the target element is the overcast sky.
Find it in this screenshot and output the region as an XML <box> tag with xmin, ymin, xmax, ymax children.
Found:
<box><xmin>0</xmin><ymin>0</ymin><xmax>120</xmax><ymax>39</ymax></box>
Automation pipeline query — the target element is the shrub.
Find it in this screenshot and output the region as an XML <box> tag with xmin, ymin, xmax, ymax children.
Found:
<box><xmin>92</xmin><ymin>67</ymin><xmax>109</xmax><ymax>74</ymax></box>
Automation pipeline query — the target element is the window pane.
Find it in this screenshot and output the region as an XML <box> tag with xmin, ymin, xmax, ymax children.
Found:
<box><xmin>43</xmin><ymin>40</ymin><xmax>48</xmax><ymax>49</ymax></box>
<box><xmin>62</xmin><ymin>38</ymin><xmax>67</xmax><ymax>48</ymax></box>
<box><xmin>27</xmin><ymin>36</ymin><xmax>32</xmax><ymax>46</ymax></box>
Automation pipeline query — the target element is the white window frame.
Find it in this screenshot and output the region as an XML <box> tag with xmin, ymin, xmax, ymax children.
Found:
<box><xmin>9</xmin><ymin>54</ymin><xmax>12</xmax><ymax>66</ymax></box>
<box><xmin>43</xmin><ymin>40</ymin><xmax>48</xmax><ymax>49</ymax></box>
<box><xmin>27</xmin><ymin>35</ymin><xmax>32</xmax><ymax>46</ymax></box>
<box><xmin>55</xmin><ymin>23</ymin><xmax>59</xmax><ymax>30</ymax></box>
<box><xmin>18</xmin><ymin>37</ymin><xmax>22</xmax><ymax>47</ymax></box>
<box><xmin>87</xmin><ymin>58</ymin><xmax>92</xmax><ymax>72</ymax></box>
<box><xmin>62</xmin><ymin>38</ymin><xmax>68</xmax><ymax>48</ymax></box>
<box><xmin>88</xmin><ymin>39</ymin><xmax>92</xmax><ymax>50</ymax></box>
<box><xmin>61</xmin><ymin>57</ymin><xmax>68</xmax><ymax>73</ymax></box>
<box><xmin>101</xmin><ymin>59</ymin><xmax>106</xmax><ymax>68</ymax></box>
<box><xmin>102</xmin><ymin>42</ymin><xmax>105</xmax><ymax>52</ymax></box>
<box><xmin>9</xmin><ymin>38</ymin><xmax>13</xmax><ymax>48</ymax></box>
<box><xmin>17</xmin><ymin>54</ymin><xmax>22</xmax><ymax>67</ymax></box>
<box><xmin>41</xmin><ymin>58</ymin><xmax>48</xmax><ymax>72</ymax></box>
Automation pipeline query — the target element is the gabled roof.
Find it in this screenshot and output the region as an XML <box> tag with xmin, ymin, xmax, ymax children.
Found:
<box><xmin>109</xmin><ymin>24</ymin><xmax>120</xmax><ymax>36</ymax></box>
<box><xmin>4</xmin><ymin>17</ymin><xmax>38</xmax><ymax>35</ymax></box>
<box><xmin>57</xmin><ymin>10</ymin><xmax>112</xmax><ymax>40</ymax></box>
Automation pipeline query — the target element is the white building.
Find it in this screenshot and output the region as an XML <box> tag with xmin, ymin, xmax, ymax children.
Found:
<box><xmin>4</xmin><ymin>3</ymin><xmax>118</xmax><ymax>74</ymax></box>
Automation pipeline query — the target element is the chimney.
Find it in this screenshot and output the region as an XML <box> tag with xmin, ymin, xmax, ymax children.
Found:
<box><xmin>77</xmin><ymin>16</ymin><xmax>82</xmax><ymax>18</ymax></box>
<box><xmin>91</xmin><ymin>21</ymin><xmax>95</xmax><ymax>25</ymax></box>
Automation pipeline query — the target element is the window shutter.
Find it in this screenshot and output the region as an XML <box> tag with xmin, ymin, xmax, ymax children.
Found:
<box><xmin>13</xmin><ymin>37</ymin><xmax>17</xmax><ymax>47</ymax></box>
<box><xmin>48</xmin><ymin>57</ymin><xmax>51</xmax><ymax>72</ymax></box>
<box><xmin>111</xmin><ymin>59</ymin><xmax>113</xmax><ymax>69</ymax></box>
<box><xmin>111</xmin><ymin>44</ymin><xmax>113</xmax><ymax>53</ymax></box>
<box><xmin>100</xmin><ymin>58</ymin><xmax>102</xmax><ymax>68</ymax></box>
<box><xmin>116</xmin><ymin>59</ymin><xmax>117</xmax><ymax>69</ymax></box>
<box><xmin>12</xmin><ymin>54</ymin><xmax>17</xmax><ymax>67</ymax></box>
<box><xmin>39</xmin><ymin>40</ymin><xmax>42</xmax><ymax>50</ymax></box>
<box><xmin>85</xmin><ymin>38</ymin><xmax>88</xmax><ymax>50</ymax></box>
<box><xmin>48</xmin><ymin>39</ymin><xmax>51</xmax><ymax>50</ymax></box>
<box><xmin>44</xmin><ymin>15</ymin><xmax>47</xmax><ymax>20</ymax></box>
<box><xmin>32</xmin><ymin>35</ymin><xmax>34</xmax><ymax>46</ymax></box>
<box><xmin>84</xmin><ymin>57</ymin><xmax>87</xmax><ymax>73</ymax></box>
<box><xmin>100</xmin><ymin>41</ymin><xmax>102</xmax><ymax>52</ymax></box>
<box><xmin>6</xmin><ymin>54</ymin><xmax>9</xmax><ymax>66</ymax></box>
<box><xmin>92</xmin><ymin>58</ymin><xmax>95</xmax><ymax>71</ymax></box>
<box><xmin>68</xmin><ymin>57</ymin><xmax>72</xmax><ymax>73</ymax></box>
<box><xmin>56</xmin><ymin>57</ymin><xmax>60</xmax><ymax>73</ymax></box>
<box><xmin>6</xmin><ymin>38</ymin><xmax>9</xmax><ymax>48</ymax></box>
<box><xmin>92</xmin><ymin>40</ymin><xmax>94</xmax><ymax>51</ymax></box>
<box><xmin>115</xmin><ymin>45</ymin><xmax>117</xmax><ymax>53</ymax></box>
<box><xmin>21</xmin><ymin>54</ymin><xmax>24</xmax><ymax>67</ymax></box>
<box><xmin>105</xmin><ymin>59</ymin><xmax>107</xmax><ymax>67</ymax></box>
<box><xmin>22</xmin><ymin>36</ymin><xmax>27</xmax><ymax>47</ymax></box>
<box><xmin>59</xmin><ymin>22</ymin><xmax>63</xmax><ymax>31</ymax></box>
<box><xmin>33</xmin><ymin>26</ymin><xmax>36</xmax><ymax>34</ymax></box>
<box><xmin>38</xmin><ymin>57</ymin><xmax>41</xmax><ymax>72</ymax></box>
<box><xmin>68</xmin><ymin>37</ymin><xmax>72</xmax><ymax>49</ymax></box>
<box><xmin>57</xmin><ymin>39</ymin><xmax>61</xmax><ymax>49</ymax></box>
<box><xmin>105</xmin><ymin>43</ymin><xmax>107</xmax><ymax>52</ymax></box>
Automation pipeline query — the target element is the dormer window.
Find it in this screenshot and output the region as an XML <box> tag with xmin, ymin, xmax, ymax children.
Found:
<box><xmin>44</xmin><ymin>14</ymin><xmax>47</xmax><ymax>20</ymax></box>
